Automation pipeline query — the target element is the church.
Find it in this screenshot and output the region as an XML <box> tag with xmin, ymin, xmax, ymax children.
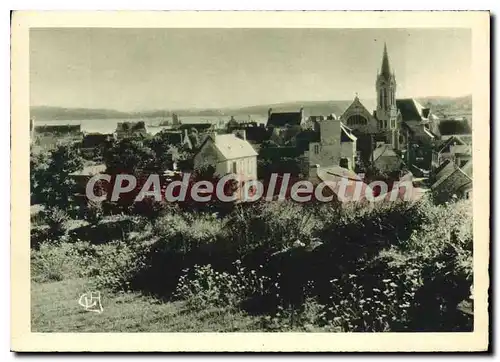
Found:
<box><xmin>338</xmin><ymin>43</ymin><xmax>439</xmax><ymax>168</ymax></box>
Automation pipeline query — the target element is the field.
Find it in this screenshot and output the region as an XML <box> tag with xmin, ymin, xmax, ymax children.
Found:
<box><xmin>32</xmin><ymin>279</ymin><xmax>262</xmax><ymax>332</ymax></box>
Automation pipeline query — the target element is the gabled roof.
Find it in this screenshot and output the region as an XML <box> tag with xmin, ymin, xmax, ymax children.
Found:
<box><xmin>437</xmin><ymin>135</ymin><xmax>467</xmax><ymax>153</ymax></box>
<box><xmin>315</xmin><ymin>165</ymin><xmax>371</xmax><ymax>202</ymax></box>
<box><xmin>267</xmin><ymin>112</ymin><xmax>302</xmax><ymax>127</ymax></box>
<box><xmin>431</xmin><ymin>164</ymin><xmax>472</xmax><ymax>194</ymax></box>
<box><xmin>371</xmin><ymin>144</ymin><xmax>399</xmax><ymax>162</ymax></box>
<box><xmin>206</xmin><ymin>134</ymin><xmax>258</xmax><ymax>160</ymax></box>
<box><xmin>396</xmin><ymin>98</ymin><xmax>429</xmax><ymax>122</ymax></box>
<box><xmin>461</xmin><ymin>159</ymin><xmax>473</xmax><ymax>177</ymax></box>
<box><xmin>438</xmin><ymin>119</ymin><xmax>472</xmax><ymax>136</ymax></box>
<box><xmin>340</xmin><ymin>123</ymin><xmax>357</xmax><ymax>142</ymax></box>
<box><xmin>434</xmin><ymin>159</ymin><xmax>456</xmax><ymax>183</ymax></box>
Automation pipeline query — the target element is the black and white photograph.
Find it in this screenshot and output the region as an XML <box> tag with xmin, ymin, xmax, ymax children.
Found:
<box><xmin>11</xmin><ymin>11</ymin><xmax>489</xmax><ymax>352</ymax></box>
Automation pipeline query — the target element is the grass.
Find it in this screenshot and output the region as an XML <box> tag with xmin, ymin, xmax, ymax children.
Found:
<box><xmin>31</xmin><ymin>278</ymin><xmax>263</xmax><ymax>332</ymax></box>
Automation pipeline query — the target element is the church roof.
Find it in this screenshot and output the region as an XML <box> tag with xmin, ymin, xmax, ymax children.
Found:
<box><xmin>396</xmin><ymin>98</ymin><xmax>429</xmax><ymax>122</ymax></box>
<box><xmin>267</xmin><ymin>111</ymin><xmax>303</xmax><ymax>127</ymax></box>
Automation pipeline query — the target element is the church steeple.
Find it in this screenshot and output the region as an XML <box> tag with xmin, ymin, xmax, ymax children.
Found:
<box><xmin>376</xmin><ymin>42</ymin><xmax>398</xmax><ymax>147</ymax></box>
<box><xmin>380</xmin><ymin>42</ymin><xmax>391</xmax><ymax>78</ymax></box>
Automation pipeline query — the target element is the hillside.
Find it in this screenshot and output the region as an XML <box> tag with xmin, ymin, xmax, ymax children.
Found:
<box><xmin>30</xmin><ymin>95</ymin><xmax>471</xmax><ymax>121</ymax></box>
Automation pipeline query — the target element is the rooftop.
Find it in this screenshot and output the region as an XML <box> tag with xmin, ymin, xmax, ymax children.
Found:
<box><xmin>212</xmin><ymin>134</ymin><xmax>258</xmax><ymax>160</ymax></box>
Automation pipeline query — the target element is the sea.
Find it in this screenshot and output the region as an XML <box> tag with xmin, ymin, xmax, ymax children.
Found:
<box><xmin>35</xmin><ymin>115</ymin><xmax>268</xmax><ymax>135</ymax></box>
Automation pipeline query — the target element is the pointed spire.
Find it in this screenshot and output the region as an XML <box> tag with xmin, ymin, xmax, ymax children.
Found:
<box><xmin>381</xmin><ymin>42</ymin><xmax>391</xmax><ymax>78</ymax></box>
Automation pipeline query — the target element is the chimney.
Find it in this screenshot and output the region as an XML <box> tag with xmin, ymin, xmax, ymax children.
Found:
<box><xmin>268</xmin><ymin>108</ymin><xmax>273</xmax><ymax>118</ymax></box>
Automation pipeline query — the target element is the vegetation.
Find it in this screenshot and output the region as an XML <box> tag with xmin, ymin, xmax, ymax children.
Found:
<box><xmin>31</xmin><ymin>195</ymin><xmax>473</xmax><ymax>331</ymax></box>
<box><xmin>30</xmin><ymin>133</ymin><xmax>473</xmax><ymax>332</ymax></box>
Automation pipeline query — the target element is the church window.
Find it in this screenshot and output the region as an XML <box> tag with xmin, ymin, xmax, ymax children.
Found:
<box><xmin>384</xmin><ymin>120</ymin><xmax>388</xmax><ymax>129</ymax></box>
<box><xmin>347</xmin><ymin>114</ymin><xmax>367</xmax><ymax>126</ymax></box>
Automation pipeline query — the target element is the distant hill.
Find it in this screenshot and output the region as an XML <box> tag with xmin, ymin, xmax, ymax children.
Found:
<box><xmin>30</xmin><ymin>106</ymin><xmax>133</xmax><ymax>121</ymax></box>
<box><xmin>31</xmin><ymin>95</ymin><xmax>471</xmax><ymax>121</ymax></box>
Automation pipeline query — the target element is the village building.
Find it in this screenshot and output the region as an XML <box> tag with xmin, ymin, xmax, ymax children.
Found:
<box><xmin>115</xmin><ymin>121</ymin><xmax>148</xmax><ymax>140</ymax></box>
<box><xmin>332</xmin><ymin>43</ymin><xmax>448</xmax><ymax>177</ymax></box>
<box><xmin>431</xmin><ymin>159</ymin><xmax>472</xmax><ymax>203</ymax></box>
<box><xmin>33</xmin><ymin>124</ymin><xmax>82</xmax><ymax>136</ymax></box>
<box><xmin>306</xmin><ymin>116</ymin><xmax>357</xmax><ymax>173</ymax></box>
<box><xmin>193</xmin><ymin>133</ymin><xmax>258</xmax><ymax>180</ymax></box>
<box><xmin>80</xmin><ymin>133</ymin><xmax>116</xmax><ymax>159</ymax></box>
<box><xmin>432</xmin><ymin>136</ymin><xmax>472</xmax><ymax>169</ymax></box>
<box><xmin>370</xmin><ymin>143</ymin><xmax>404</xmax><ymax>174</ymax></box>
<box><xmin>309</xmin><ymin>165</ymin><xmax>372</xmax><ymax>203</ymax></box>
<box><xmin>153</xmin><ymin>129</ymin><xmax>193</xmax><ymax>150</ymax></box>
<box><xmin>266</xmin><ymin>107</ymin><xmax>305</xmax><ymax>128</ymax></box>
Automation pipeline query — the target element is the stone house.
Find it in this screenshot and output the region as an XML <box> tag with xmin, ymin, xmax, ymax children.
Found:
<box><xmin>306</xmin><ymin>116</ymin><xmax>357</xmax><ymax>173</ymax></box>
<box><xmin>193</xmin><ymin>133</ymin><xmax>258</xmax><ymax>181</ymax></box>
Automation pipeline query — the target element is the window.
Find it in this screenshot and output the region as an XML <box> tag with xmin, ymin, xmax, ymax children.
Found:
<box><xmin>378</xmin><ymin>120</ymin><xmax>383</xmax><ymax>129</ymax></box>
<box><xmin>314</xmin><ymin>144</ymin><xmax>320</xmax><ymax>154</ymax></box>
<box><xmin>347</xmin><ymin>115</ymin><xmax>367</xmax><ymax>126</ymax></box>
<box><xmin>384</xmin><ymin>120</ymin><xmax>388</xmax><ymax>129</ymax></box>
<box><xmin>391</xmin><ymin>119</ymin><xmax>395</xmax><ymax>128</ymax></box>
<box><xmin>232</xmin><ymin>162</ymin><xmax>237</xmax><ymax>174</ymax></box>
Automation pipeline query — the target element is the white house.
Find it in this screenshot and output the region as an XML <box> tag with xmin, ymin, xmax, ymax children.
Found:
<box><xmin>193</xmin><ymin>133</ymin><xmax>258</xmax><ymax>180</ymax></box>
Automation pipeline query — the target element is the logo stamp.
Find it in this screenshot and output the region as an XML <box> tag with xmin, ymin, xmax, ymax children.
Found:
<box><xmin>78</xmin><ymin>291</ymin><xmax>104</xmax><ymax>314</ymax></box>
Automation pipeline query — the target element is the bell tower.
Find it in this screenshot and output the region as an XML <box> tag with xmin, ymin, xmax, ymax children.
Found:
<box><xmin>375</xmin><ymin>43</ymin><xmax>399</xmax><ymax>148</ymax></box>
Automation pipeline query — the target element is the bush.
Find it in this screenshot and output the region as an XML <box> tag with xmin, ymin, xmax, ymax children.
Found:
<box><xmin>90</xmin><ymin>240</ymin><xmax>149</xmax><ymax>291</ymax></box>
<box><xmin>31</xmin><ymin>242</ymin><xmax>90</xmax><ymax>282</ymax></box>
<box><xmin>225</xmin><ymin>201</ymin><xmax>323</xmax><ymax>258</ymax></box>
<box><xmin>41</xmin><ymin>208</ymin><xmax>69</xmax><ymax>240</ymax></box>
<box><xmin>174</xmin><ymin>262</ymin><xmax>276</xmax><ymax>311</ymax></box>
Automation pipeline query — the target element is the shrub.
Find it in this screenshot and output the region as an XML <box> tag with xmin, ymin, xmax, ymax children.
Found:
<box><xmin>174</xmin><ymin>262</ymin><xmax>276</xmax><ymax>311</ymax></box>
<box><xmin>90</xmin><ymin>240</ymin><xmax>149</xmax><ymax>291</ymax></box>
<box><xmin>31</xmin><ymin>242</ymin><xmax>89</xmax><ymax>282</ymax></box>
<box><xmin>83</xmin><ymin>200</ymin><xmax>104</xmax><ymax>225</ymax></box>
<box><xmin>225</xmin><ymin>201</ymin><xmax>323</xmax><ymax>258</ymax></box>
<box><xmin>41</xmin><ymin>208</ymin><xmax>69</xmax><ymax>240</ymax></box>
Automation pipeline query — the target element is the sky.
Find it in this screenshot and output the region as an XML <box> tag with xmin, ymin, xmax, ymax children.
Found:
<box><xmin>30</xmin><ymin>28</ymin><xmax>471</xmax><ymax>111</ymax></box>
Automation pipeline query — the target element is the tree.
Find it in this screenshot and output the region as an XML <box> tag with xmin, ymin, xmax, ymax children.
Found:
<box><xmin>103</xmin><ymin>138</ymin><xmax>156</xmax><ymax>174</ymax></box>
<box><xmin>32</xmin><ymin>143</ymin><xmax>83</xmax><ymax>211</ymax></box>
